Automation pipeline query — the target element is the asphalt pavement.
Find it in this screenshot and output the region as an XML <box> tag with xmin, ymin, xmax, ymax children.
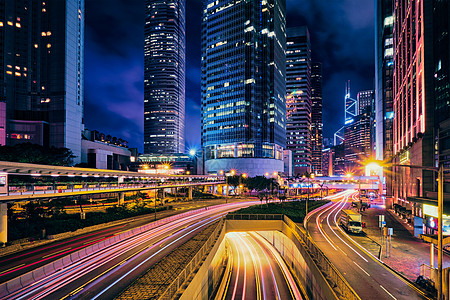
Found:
<box><xmin>307</xmin><ymin>190</ymin><xmax>429</xmax><ymax>300</ymax></box>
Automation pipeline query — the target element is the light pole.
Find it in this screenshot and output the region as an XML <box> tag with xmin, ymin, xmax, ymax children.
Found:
<box><xmin>302</xmin><ymin>174</ymin><xmax>315</xmax><ymax>230</ymax></box>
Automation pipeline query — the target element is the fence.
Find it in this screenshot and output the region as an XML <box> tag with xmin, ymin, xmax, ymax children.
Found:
<box><xmin>159</xmin><ymin>218</ymin><xmax>225</xmax><ymax>300</ymax></box>
<box><xmin>284</xmin><ymin>216</ymin><xmax>360</xmax><ymax>300</ymax></box>
<box><xmin>420</xmin><ymin>264</ymin><xmax>436</xmax><ymax>284</ymax></box>
<box><xmin>225</xmin><ymin>214</ymin><xmax>283</xmax><ymax>220</ymax></box>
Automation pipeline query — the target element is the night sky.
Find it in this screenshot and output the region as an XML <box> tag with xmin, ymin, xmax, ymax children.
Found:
<box><xmin>84</xmin><ymin>0</ymin><xmax>374</xmax><ymax>153</ymax></box>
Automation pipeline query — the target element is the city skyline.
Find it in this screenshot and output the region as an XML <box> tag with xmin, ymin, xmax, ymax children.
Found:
<box><xmin>84</xmin><ymin>0</ymin><xmax>375</xmax><ymax>153</ymax></box>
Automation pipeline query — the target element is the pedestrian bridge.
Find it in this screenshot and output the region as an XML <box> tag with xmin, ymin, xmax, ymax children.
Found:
<box><xmin>289</xmin><ymin>175</ymin><xmax>382</xmax><ymax>193</ymax></box>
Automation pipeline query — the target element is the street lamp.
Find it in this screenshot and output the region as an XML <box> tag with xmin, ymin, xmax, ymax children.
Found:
<box><xmin>302</xmin><ymin>173</ymin><xmax>315</xmax><ymax>231</ymax></box>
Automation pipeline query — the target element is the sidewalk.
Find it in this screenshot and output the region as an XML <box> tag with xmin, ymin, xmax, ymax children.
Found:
<box><xmin>351</xmin><ymin>204</ymin><xmax>450</xmax><ymax>282</ymax></box>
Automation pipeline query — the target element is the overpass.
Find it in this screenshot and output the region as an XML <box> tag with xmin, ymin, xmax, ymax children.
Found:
<box><xmin>0</xmin><ymin>161</ymin><xmax>226</xmax><ymax>243</ymax></box>
<box><xmin>288</xmin><ymin>175</ymin><xmax>383</xmax><ymax>195</ymax></box>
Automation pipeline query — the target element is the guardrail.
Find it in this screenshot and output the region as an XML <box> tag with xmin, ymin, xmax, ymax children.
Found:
<box><xmin>284</xmin><ymin>216</ymin><xmax>360</xmax><ymax>300</ymax></box>
<box><xmin>5</xmin><ymin>180</ymin><xmax>225</xmax><ymax>196</ymax></box>
<box><xmin>159</xmin><ymin>218</ymin><xmax>225</xmax><ymax>300</ymax></box>
<box><xmin>225</xmin><ymin>214</ymin><xmax>283</xmax><ymax>220</ymax></box>
<box><xmin>420</xmin><ymin>264</ymin><xmax>436</xmax><ymax>283</ymax></box>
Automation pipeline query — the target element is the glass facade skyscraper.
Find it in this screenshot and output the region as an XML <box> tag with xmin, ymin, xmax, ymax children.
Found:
<box><xmin>311</xmin><ymin>62</ymin><xmax>323</xmax><ymax>175</ymax></box>
<box><xmin>201</xmin><ymin>0</ymin><xmax>286</xmax><ymax>176</ymax></box>
<box><xmin>286</xmin><ymin>26</ymin><xmax>311</xmax><ymax>175</ymax></box>
<box><xmin>144</xmin><ymin>0</ymin><xmax>185</xmax><ymax>154</ymax></box>
<box><xmin>0</xmin><ymin>0</ymin><xmax>84</xmax><ymax>163</ymax></box>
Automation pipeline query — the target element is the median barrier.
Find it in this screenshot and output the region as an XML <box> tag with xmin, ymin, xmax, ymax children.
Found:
<box><xmin>62</xmin><ymin>255</ymin><xmax>72</xmax><ymax>266</ymax></box>
<box><xmin>42</xmin><ymin>263</ymin><xmax>54</xmax><ymax>276</ymax></box>
<box><xmin>5</xmin><ymin>277</ymin><xmax>22</xmax><ymax>295</ymax></box>
<box><xmin>53</xmin><ymin>259</ymin><xmax>63</xmax><ymax>271</ymax></box>
<box><xmin>0</xmin><ymin>204</ymin><xmax>229</xmax><ymax>298</ymax></box>
<box><xmin>19</xmin><ymin>272</ymin><xmax>34</xmax><ymax>290</ymax></box>
<box><xmin>32</xmin><ymin>267</ymin><xmax>46</xmax><ymax>282</ymax></box>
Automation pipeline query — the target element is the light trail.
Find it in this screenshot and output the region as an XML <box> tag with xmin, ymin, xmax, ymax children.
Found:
<box><xmin>2</xmin><ymin>202</ymin><xmax>257</xmax><ymax>300</ymax></box>
<box><xmin>326</xmin><ymin>192</ymin><xmax>369</xmax><ymax>263</ymax></box>
<box><xmin>250</xmin><ymin>232</ymin><xmax>302</xmax><ymax>300</ymax></box>
<box><xmin>225</xmin><ymin>232</ymin><xmax>297</xmax><ymax>300</ymax></box>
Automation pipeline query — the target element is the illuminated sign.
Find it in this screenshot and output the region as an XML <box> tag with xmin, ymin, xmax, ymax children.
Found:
<box><xmin>385</xmin><ymin>111</ymin><xmax>395</xmax><ymax>119</ymax></box>
<box><xmin>399</xmin><ymin>151</ymin><xmax>410</xmax><ymax>164</ymax></box>
<box><xmin>345</xmin><ymin>118</ymin><xmax>354</xmax><ymax>125</ymax></box>
<box><xmin>423</xmin><ymin>204</ymin><xmax>450</xmax><ymax>219</ymax></box>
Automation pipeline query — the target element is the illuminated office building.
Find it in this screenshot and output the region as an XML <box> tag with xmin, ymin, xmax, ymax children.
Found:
<box><xmin>357</xmin><ymin>90</ymin><xmax>374</xmax><ymax>115</ymax></box>
<box><xmin>286</xmin><ymin>26</ymin><xmax>311</xmax><ymax>175</ymax></box>
<box><xmin>144</xmin><ymin>0</ymin><xmax>185</xmax><ymax>154</ymax></box>
<box><xmin>201</xmin><ymin>0</ymin><xmax>286</xmax><ymax>176</ymax></box>
<box><xmin>375</xmin><ymin>0</ymin><xmax>394</xmax><ymax>196</ymax></box>
<box><xmin>391</xmin><ymin>0</ymin><xmax>446</xmax><ymax>201</ymax></box>
<box><xmin>311</xmin><ymin>62</ymin><xmax>323</xmax><ymax>175</ymax></box>
<box><xmin>0</xmin><ymin>0</ymin><xmax>84</xmax><ymax>162</ymax></box>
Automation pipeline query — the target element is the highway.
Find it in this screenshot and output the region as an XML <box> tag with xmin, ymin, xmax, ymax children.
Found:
<box><xmin>220</xmin><ymin>232</ymin><xmax>302</xmax><ymax>300</ymax></box>
<box><xmin>307</xmin><ymin>190</ymin><xmax>428</xmax><ymax>300</ymax></box>
<box><xmin>0</xmin><ymin>199</ymin><xmax>229</xmax><ymax>283</ymax></box>
<box><xmin>0</xmin><ymin>201</ymin><xmax>258</xmax><ymax>300</ymax></box>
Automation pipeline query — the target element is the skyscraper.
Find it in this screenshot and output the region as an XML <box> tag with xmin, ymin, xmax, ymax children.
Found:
<box><xmin>311</xmin><ymin>62</ymin><xmax>323</xmax><ymax>175</ymax></box>
<box><xmin>144</xmin><ymin>0</ymin><xmax>185</xmax><ymax>154</ymax></box>
<box><xmin>391</xmin><ymin>0</ymin><xmax>437</xmax><ymax>201</ymax></box>
<box><xmin>357</xmin><ymin>90</ymin><xmax>374</xmax><ymax>115</ymax></box>
<box><xmin>286</xmin><ymin>26</ymin><xmax>311</xmax><ymax>175</ymax></box>
<box><xmin>0</xmin><ymin>0</ymin><xmax>84</xmax><ymax>162</ymax></box>
<box><xmin>201</xmin><ymin>0</ymin><xmax>286</xmax><ymax>176</ymax></box>
<box><xmin>375</xmin><ymin>0</ymin><xmax>394</xmax><ymax>197</ymax></box>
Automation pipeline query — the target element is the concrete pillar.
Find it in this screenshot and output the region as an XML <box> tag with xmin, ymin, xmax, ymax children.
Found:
<box><xmin>188</xmin><ymin>186</ymin><xmax>193</xmax><ymax>200</ymax></box>
<box><xmin>0</xmin><ymin>203</ymin><xmax>7</xmax><ymax>244</ymax></box>
<box><xmin>118</xmin><ymin>192</ymin><xmax>125</xmax><ymax>205</ymax></box>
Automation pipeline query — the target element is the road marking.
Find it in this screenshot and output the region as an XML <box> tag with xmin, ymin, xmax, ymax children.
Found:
<box><xmin>353</xmin><ymin>261</ymin><xmax>370</xmax><ymax>277</ymax></box>
<box><xmin>380</xmin><ymin>285</ymin><xmax>397</xmax><ymax>299</ymax></box>
<box><xmin>0</xmin><ymin>264</ymin><xmax>25</xmax><ymax>276</ymax></box>
<box><xmin>42</xmin><ymin>248</ymin><xmax>71</xmax><ymax>259</ymax></box>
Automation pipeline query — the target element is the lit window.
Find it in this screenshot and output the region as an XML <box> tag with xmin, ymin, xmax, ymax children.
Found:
<box><xmin>16</xmin><ymin>23</ymin><xmax>21</xmax><ymax>28</ymax></box>
<box><xmin>47</xmin><ymin>43</ymin><xmax>51</xmax><ymax>48</ymax></box>
<box><xmin>6</xmin><ymin>65</ymin><xmax>12</xmax><ymax>68</ymax></box>
<box><xmin>0</xmin><ymin>22</ymin><xmax>3</xmax><ymax>27</ymax></box>
<box><xmin>7</xmin><ymin>21</ymin><xmax>13</xmax><ymax>26</ymax></box>
<box><xmin>6</xmin><ymin>71</ymin><xmax>12</xmax><ymax>75</ymax></box>
<box><xmin>34</xmin><ymin>44</ymin><xmax>38</xmax><ymax>48</ymax></box>
<box><xmin>41</xmin><ymin>32</ymin><xmax>46</xmax><ymax>36</ymax></box>
<box><xmin>42</xmin><ymin>8</ymin><xmax>46</xmax><ymax>12</ymax></box>
<box><xmin>46</xmin><ymin>31</ymin><xmax>51</xmax><ymax>36</ymax></box>
<box><xmin>15</xmin><ymin>72</ymin><xmax>21</xmax><ymax>76</ymax></box>
<box><xmin>15</xmin><ymin>66</ymin><xmax>20</xmax><ymax>70</ymax></box>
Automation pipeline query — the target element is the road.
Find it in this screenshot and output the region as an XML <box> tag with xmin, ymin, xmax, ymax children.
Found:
<box><xmin>220</xmin><ymin>232</ymin><xmax>302</xmax><ymax>300</ymax></box>
<box><xmin>307</xmin><ymin>190</ymin><xmax>429</xmax><ymax>300</ymax></box>
<box><xmin>1</xmin><ymin>201</ymin><xmax>258</xmax><ymax>300</ymax></box>
<box><xmin>0</xmin><ymin>199</ymin><xmax>232</xmax><ymax>283</ymax></box>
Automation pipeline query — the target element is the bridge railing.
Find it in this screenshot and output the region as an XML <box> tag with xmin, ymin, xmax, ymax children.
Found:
<box><xmin>159</xmin><ymin>218</ymin><xmax>225</xmax><ymax>300</ymax></box>
<box><xmin>284</xmin><ymin>216</ymin><xmax>360</xmax><ymax>300</ymax></box>
<box><xmin>4</xmin><ymin>180</ymin><xmax>225</xmax><ymax>196</ymax></box>
<box><xmin>225</xmin><ymin>214</ymin><xmax>283</xmax><ymax>220</ymax></box>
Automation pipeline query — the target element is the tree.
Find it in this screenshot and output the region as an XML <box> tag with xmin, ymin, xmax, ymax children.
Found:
<box><xmin>0</xmin><ymin>143</ymin><xmax>75</xmax><ymax>166</ymax></box>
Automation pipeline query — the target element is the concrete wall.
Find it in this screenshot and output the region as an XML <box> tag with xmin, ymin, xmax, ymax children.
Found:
<box><xmin>180</xmin><ymin>227</ymin><xmax>227</xmax><ymax>300</ymax></box>
<box><xmin>181</xmin><ymin>220</ymin><xmax>338</xmax><ymax>300</ymax></box>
